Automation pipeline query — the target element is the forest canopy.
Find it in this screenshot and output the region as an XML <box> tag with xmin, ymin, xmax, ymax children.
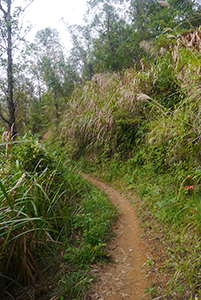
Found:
<box><xmin>0</xmin><ymin>0</ymin><xmax>200</xmax><ymax>135</ymax></box>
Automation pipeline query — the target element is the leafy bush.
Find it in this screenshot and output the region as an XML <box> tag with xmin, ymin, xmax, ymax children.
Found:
<box><xmin>152</xmin><ymin>53</ymin><xmax>186</xmax><ymax>109</ymax></box>
<box><xmin>11</xmin><ymin>132</ymin><xmax>56</xmax><ymax>173</ymax></box>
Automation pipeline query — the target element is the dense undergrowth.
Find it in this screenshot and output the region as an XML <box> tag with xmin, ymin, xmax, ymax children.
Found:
<box><xmin>0</xmin><ymin>133</ymin><xmax>117</xmax><ymax>299</ymax></box>
<box><xmin>51</xmin><ymin>28</ymin><xmax>201</xmax><ymax>299</ymax></box>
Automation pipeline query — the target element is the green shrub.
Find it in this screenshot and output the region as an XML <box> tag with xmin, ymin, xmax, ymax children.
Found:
<box><xmin>12</xmin><ymin>132</ymin><xmax>56</xmax><ymax>173</ymax></box>
<box><xmin>152</xmin><ymin>54</ymin><xmax>185</xmax><ymax>109</ymax></box>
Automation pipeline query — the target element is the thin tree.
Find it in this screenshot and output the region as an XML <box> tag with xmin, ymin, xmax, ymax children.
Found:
<box><xmin>0</xmin><ymin>0</ymin><xmax>34</xmax><ymax>138</ymax></box>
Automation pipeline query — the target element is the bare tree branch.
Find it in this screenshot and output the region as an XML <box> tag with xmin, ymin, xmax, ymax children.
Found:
<box><xmin>23</xmin><ymin>0</ymin><xmax>35</xmax><ymax>12</ymax></box>
<box><xmin>0</xmin><ymin>0</ymin><xmax>7</xmax><ymax>20</ymax></box>
<box><xmin>0</xmin><ymin>111</ymin><xmax>9</xmax><ymax>125</ymax></box>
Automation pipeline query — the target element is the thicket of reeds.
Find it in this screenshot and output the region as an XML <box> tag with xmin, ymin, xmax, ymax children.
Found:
<box><xmin>60</xmin><ymin>29</ymin><xmax>201</xmax><ymax>166</ymax></box>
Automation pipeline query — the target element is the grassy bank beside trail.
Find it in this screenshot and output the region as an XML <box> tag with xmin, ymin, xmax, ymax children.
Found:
<box><xmin>0</xmin><ymin>134</ymin><xmax>117</xmax><ymax>300</ymax></box>
<box><xmin>74</xmin><ymin>155</ymin><xmax>201</xmax><ymax>300</ymax></box>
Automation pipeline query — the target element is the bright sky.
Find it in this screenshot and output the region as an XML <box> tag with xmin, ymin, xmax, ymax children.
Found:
<box><xmin>15</xmin><ymin>0</ymin><xmax>88</xmax><ymax>52</ymax></box>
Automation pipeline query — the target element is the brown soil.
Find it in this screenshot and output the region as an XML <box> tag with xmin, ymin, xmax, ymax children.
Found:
<box><xmin>82</xmin><ymin>174</ymin><xmax>154</xmax><ymax>300</ymax></box>
<box><xmin>42</xmin><ymin>130</ymin><xmax>51</xmax><ymax>140</ymax></box>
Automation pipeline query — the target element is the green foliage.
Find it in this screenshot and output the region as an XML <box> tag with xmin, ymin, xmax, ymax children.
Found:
<box><xmin>27</xmin><ymin>98</ymin><xmax>51</xmax><ymax>134</ymax></box>
<box><xmin>65</xmin><ymin>0</ymin><xmax>201</xmax><ymax>76</ymax></box>
<box><xmin>152</xmin><ymin>54</ymin><xmax>186</xmax><ymax>109</ymax></box>
<box><xmin>33</xmin><ymin>27</ymin><xmax>75</xmax><ymax>99</ymax></box>
<box><xmin>0</xmin><ymin>134</ymin><xmax>117</xmax><ymax>299</ymax></box>
<box><xmin>58</xmin><ymin>270</ymin><xmax>92</xmax><ymax>299</ymax></box>
<box><xmin>75</xmin><ymin>189</ymin><xmax>117</xmax><ymax>245</ymax></box>
<box><xmin>89</xmin><ymin>16</ymin><xmax>138</xmax><ymax>72</ymax></box>
<box><xmin>12</xmin><ymin>133</ymin><xmax>55</xmax><ymax>173</ymax></box>
<box><xmin>64</xmin><ymin>243</ymin><xmax>108</xmax><ymax>266</ymax></box>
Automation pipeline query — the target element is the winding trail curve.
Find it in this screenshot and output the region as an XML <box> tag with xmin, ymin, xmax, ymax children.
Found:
<box><xmin>83</xmin><ymin>174</ymin><xmax>152</xmax><ymax>300</ymax></box>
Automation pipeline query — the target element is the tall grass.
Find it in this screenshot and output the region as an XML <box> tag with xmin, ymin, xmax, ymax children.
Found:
<box><xmin>0</xmin><ymin>134</ymin><xmax>118</xmax><ymax>299</ymax></box>
<box><xmin>58</xmin><ymin>28</ymin><xmax>201</xmax><ymax>168</ymax></box>
<box><xmin>0</xmin><ymin>137</ymin><xmax>72</xmax><ymax>298</ymax></box>
<box><xmin>59</xmin><ymin>69</ymin><xmax>167</xmax><ymax>158</ymax></box>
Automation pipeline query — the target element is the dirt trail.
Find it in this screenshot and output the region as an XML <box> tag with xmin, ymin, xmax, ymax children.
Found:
<box><xmin>83</xmin><ymin>175</ymin><xmax>152</xmax><ymax>300</ymax></box>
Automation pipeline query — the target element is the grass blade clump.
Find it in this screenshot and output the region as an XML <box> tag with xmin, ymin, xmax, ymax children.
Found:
<box><xmin>0</xmin><ymin>133</ymin><xmax>118</xmax><ymax>299</ymax></box>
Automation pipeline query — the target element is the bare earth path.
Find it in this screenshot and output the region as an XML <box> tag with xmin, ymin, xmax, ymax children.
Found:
<box><xmin>83</xmin><ymin>175</ymin><xmax>152</xmax><ymax>300</ymax></box>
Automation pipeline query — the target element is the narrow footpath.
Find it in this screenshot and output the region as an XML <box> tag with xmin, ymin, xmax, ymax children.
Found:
<box><xmin>83</xmin><ymin>174</ymin><xmax>153</xmax><ymax>300</ymax></box>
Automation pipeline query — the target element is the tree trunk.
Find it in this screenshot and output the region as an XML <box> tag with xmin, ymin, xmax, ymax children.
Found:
<box><xmin>0</xmin><ymin>0</ymin><xmax>17</xmax><ymax>138</ymax></box>
<box><xmin>107</xmin><ymin>16</ymin><xmax>115</xmax><ymax>55</ymax></box>
<box><xmin>54</xmin><ymin>91</ymin><xmax>59</xmax><ymax>123</ymax></box>
<box><xmin>55</xmin><ymin>103</ymin><xmax>59</xmax><ymax>123</ymax></box>
<box><xmin>107</xmin><ymin>14</ymin><xmax>117</xmax><ymax>69</ymax></box>
<box><xmin>7</xmin><ymin>0</ymin><xmax>17</xmax><ymax>137</ymax></box>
